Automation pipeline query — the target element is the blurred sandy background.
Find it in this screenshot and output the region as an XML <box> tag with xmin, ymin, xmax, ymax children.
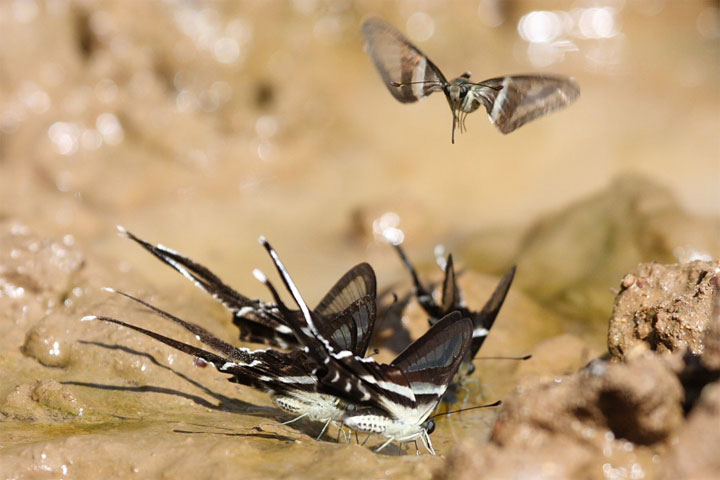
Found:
<box><xmin>1</xmin><ymin>0</ymin><xmax>717</xmax><ymax>280</ymax></box>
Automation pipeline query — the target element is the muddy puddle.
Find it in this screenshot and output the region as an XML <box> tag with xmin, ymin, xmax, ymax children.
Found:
<box><xmin>1</xmin><ymin>1</ymin><xmax>719</xmax><ymax>479</ymax></box>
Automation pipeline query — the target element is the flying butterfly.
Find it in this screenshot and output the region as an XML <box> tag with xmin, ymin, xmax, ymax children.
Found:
<box><xmin>361</xmin><ymin>17</ymin><xmax>580</xmax><ymax>143</ymax></box>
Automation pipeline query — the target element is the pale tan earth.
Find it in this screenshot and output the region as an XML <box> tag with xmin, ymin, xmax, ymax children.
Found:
<box><xmin>0</xmin><ymin>1</ymin><xmax>718</xmax><ymax>479</ymax></box>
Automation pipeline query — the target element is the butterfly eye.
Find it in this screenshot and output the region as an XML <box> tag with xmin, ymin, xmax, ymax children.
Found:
<box><xmin>424</xmin><ymin>419</ymin><xmax>436</xmax><ymax>434</ymax></box>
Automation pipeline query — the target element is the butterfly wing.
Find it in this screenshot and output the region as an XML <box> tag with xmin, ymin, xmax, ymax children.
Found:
<box><xmin>314</xmin><ymin>295</ymin><xmax>377</xmax><ymax>357</ymax></box>
<box><xmin>315</xmin><ymin>263</ymin><xmax>376</xmax><ymax>316</ymax></box>
<box><xmin>476</xmin><ymin>75</ymin><xmax>579</xmax><ymax>134</ymax></box>
<box><xmin>440</xmin><ymin>254</ymin><xmax>460</xmax><ymax>314</ymax></box>
<box><xmin>392</xmin><ymin>243</ymin><xmax>444</xmax><ymax>319</ymax></box>
<box><xmin>362</xmin><ymin>17</ymin><xmax>447</xmax><ymax>103</ymax></box>
<box><xmin>468</xmin><ymin>265</ymin><xmax>516</xmax><ymax>357</ymax></box>
<box><xmin>390</xmin><ymin>312</ymin><xmax>473</xmax><ymax>422</ymax></box>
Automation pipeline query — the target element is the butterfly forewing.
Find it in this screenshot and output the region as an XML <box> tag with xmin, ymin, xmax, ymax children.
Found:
<box><xmin>391</xmin><ymin>312</ymin><xmax>473</xmax><ymax>410</ymax></box>
<box><xmin>480</xmin><ymin>75</ymin><xmax>580</xmax><ymax>134</ymax></box>
<box><xmin>362</xmin><ymin>18</ymin><xmax>446</xmax><ymax>103</ymax></box>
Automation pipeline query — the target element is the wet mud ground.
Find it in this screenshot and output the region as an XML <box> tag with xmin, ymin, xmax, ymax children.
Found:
<box><xmin>1</xmin><ymin>1</ymin><xmax>719</xmax><ymax>479</ymax></box>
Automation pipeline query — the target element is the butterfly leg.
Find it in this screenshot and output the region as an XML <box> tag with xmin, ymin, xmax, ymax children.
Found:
<box><xmin>414</xmin><ymin>440</ymin><xmax>420</xmax><ymax>456</ymax></box>
<box><xmin>259</xmin><ymin>412</ymin><xmax>309</xmax><ymax>430</ymax></box>
<box><xmin>375</xmin><ymin>436</ymin><xmax>395</xmax><ymax>453</ymax></box>
<box><xmin>421</xmin><ymin>431</ymin><xmax>436</xmax><ymax>456</ymax></box>
<box><xmin>451</xmin><ymin>98</ymin><xmax>458</xmax><ymax>144</ymax></box>
<box><xmin>315</xmin><ymin>418</ymin><xmax>332</xmax><ymax>441</ymax></box>
<box><xmin>354</xmin><ymin>430</ymin><xmax>360</xmax><ymax>444</ymax></box>
<box><xmin>335</xmin><ymin>424</ymin><xmax>350</xmax><ymax>444</ymax></box>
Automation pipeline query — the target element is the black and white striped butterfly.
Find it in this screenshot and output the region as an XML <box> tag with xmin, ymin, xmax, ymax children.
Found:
<box><xmin>393</xmin><ymin>243</ymin><xmax>518</xmax><ymax>404</ymax></box>
<box><xmin>362</xmin><ymin>17</ymin><xmax>580</xmax><ymax>143</ymax></box>
<box><xmin>119</xmin><ymin>226</ymin><xmax>376</xmax><ymax>351</ymax></box>
<box><xmin>253</xmin><ymin>237</ymin><xmax>483</xmax><ymax>454</ymax></box>
<box><xmin>83</xmin><ymin>283</ymin><xmax>376</xmax><ymax>441</ymax></box>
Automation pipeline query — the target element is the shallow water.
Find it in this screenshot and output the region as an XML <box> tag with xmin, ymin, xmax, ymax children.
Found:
<box><xmin>0</xmin><ymin>1</ymin><xmax>718</xmax><ymax>478</ymax></box>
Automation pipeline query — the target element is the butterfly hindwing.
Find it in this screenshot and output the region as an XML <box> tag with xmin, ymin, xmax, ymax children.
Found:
<box><xmin>120</xmin><ymin>227</ymin><xmax>298</xmax><ymax>348</ymax></box>
<box><xmin>440</xmin><ymin>254</ymin><xmax>459</xmax><ymax>314</ymax></box>
<box><xmin>469</xmin><ymin>265</ymin><xmax>516</xmax><ymax>357</ymax></box>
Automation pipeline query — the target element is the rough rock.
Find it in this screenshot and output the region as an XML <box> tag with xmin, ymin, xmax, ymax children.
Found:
<box><xmin>608</xmin><ymin>260</ymin><xmax>719</xmax><ymax>360</ymax></box>
<box><xmin>494</xmin><ymin>353</ymin><xmax>684</xmax><ymax>448</ymax></box>
<box><xmin>436</xmin><ymin>352</ymin><xmax>683</xmax><ymax>480</ymax></box>
<box><xmin>435</xmin><ymin>437</ymin><xmax>596</xmax><ymax>480</ymax></box>
<box><xmin>661</xmin><ymin>382</ymin><xmax>720</xmax><ymax>480</ymax></box>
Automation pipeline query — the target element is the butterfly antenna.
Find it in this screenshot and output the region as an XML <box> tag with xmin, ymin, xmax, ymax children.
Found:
<box><xmin>428</xmin><ymin>400</ymin><xmax>501</xmax><ymax>420</ymax></box>
<box><xmin>390</xmin><ymin>80</ymin><xmax>442</xmax><ymax>88</ymax></box>
<box><xmin>473</xmin><ymin>354</ymin><xmax>532</xmax><ymax>362</ymax></box>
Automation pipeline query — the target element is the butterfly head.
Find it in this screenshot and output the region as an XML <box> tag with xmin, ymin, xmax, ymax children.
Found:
<box><xmin>445</xmin><ymin>81</ymin><xmax>471</xmax><ymax>103</ymax></box>
<box><xmin>421</xmin><ymin>418</ymin><xmax>436</xmax><ymax>435</ymax></box>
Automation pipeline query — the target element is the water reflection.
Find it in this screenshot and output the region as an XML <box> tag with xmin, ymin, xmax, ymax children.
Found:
<box><xmin>373</xmin><ymin>212</ymin><xmax>404</xmax><ymax>245</ymax></box>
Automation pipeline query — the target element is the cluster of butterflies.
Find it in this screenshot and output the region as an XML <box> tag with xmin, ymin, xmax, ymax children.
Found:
<box><xmin>361</xmin><ymin>18</ymin><xmax>580</xmax><ymax>143</ymax></box>
<box><xmin>84</xmin><ymin>227</ymin><xmax>519</xmax><ymax>455</ymax></box>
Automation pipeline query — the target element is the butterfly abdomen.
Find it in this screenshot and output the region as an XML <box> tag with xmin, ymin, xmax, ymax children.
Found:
<box><xmin>343</xmin><ymin>414</ymin><xmax>389</xmax><ymax>434</ymax></box>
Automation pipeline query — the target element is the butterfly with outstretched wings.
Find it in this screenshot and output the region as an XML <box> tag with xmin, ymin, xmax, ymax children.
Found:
<box><xmin>362</xmin><ymin>17</ymin><xmax>580</xmax><ymax>143</ymax></box>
